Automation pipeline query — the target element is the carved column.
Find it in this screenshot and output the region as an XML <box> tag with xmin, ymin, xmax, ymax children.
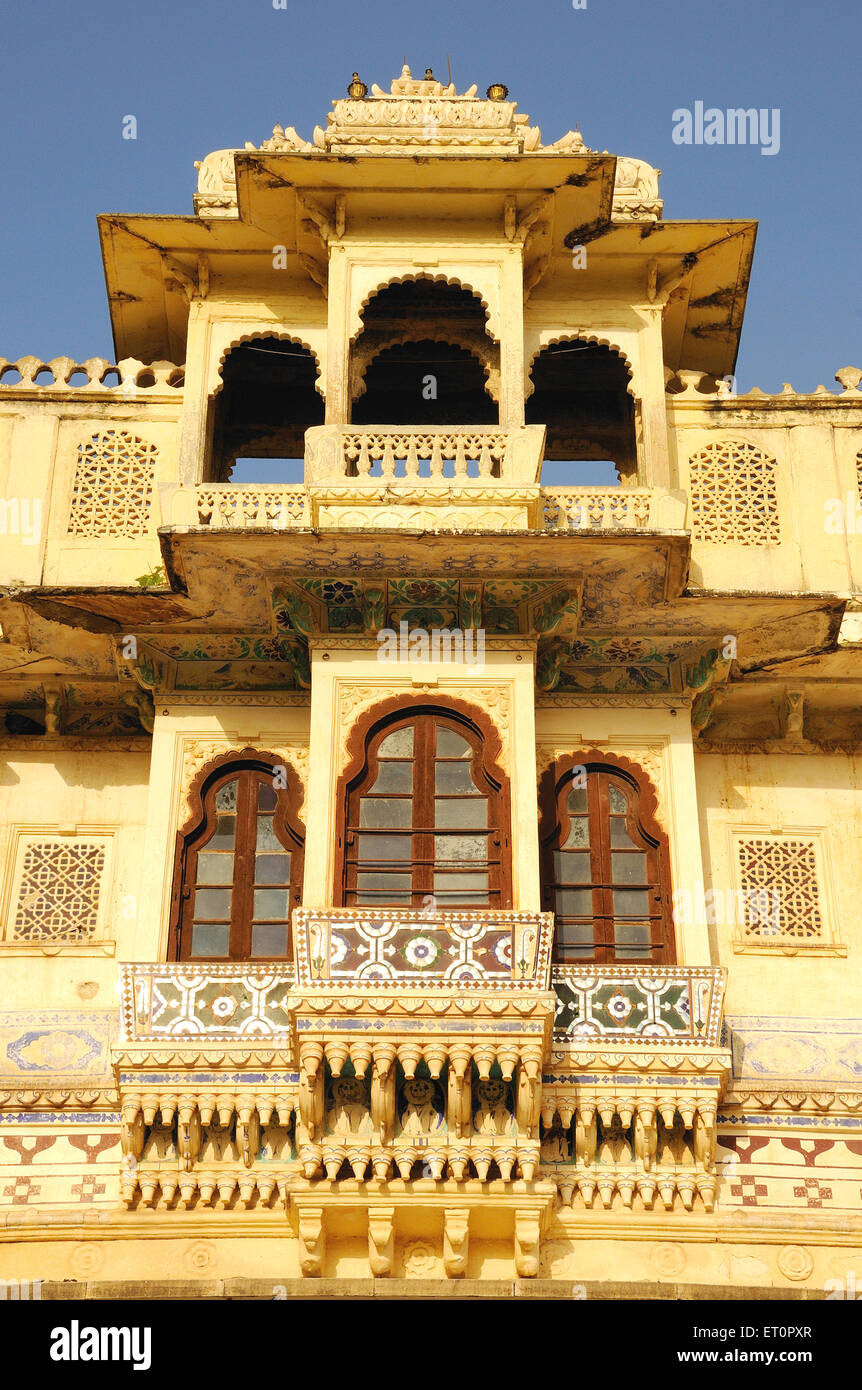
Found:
<box><xmin>368</xmin><ymin>1207</ymin><xmax>395</xmax><ymax>1277</ymax></box>
<box><xmin>325</xmin><ymin>244</ymin><xmax>349</xmax><ymax>424</ymax></box>
<box><xmin>635</xmin><ymin>304</ymin><xmax>671</xmax><ymax>488</ymax></box>
<box><xmin>443</xmin><ymin>1208</ymin><xmax>470</xmax><ymax>1278</ymax></box>
<box><xmin>499</xmin><ymin>244</ymin><xmax>526</xmax><ymax>428</ymax></box>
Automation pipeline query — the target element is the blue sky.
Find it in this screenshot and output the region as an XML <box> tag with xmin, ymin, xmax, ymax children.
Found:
<box><xmin>0</xmin><ymin>0</ymin><xmax>859</xmax><ymax>392</ymax></box>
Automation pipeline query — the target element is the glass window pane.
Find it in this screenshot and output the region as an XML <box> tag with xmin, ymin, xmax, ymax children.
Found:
<box><xmin>613</xmin><ymin>889</ymin><xmax>650</xmax><ymax>917</ymax></box>
<box><xmin>253</xmin><ymin>888</ymin><xmax>290</xmax><ymax>919</ymax></box>
<box><xmin>210</xmin><ymin>815</ymin><xmax>236</xmax><ymax>849</ymax></box>
<box><xmin>434</xmin><ymin>833</ymin><xmax>488</xmax><ymax>862</ymax></box>
<box><xmin>215</xmin><ymin>781</ymin><xmax>238</xmax><ymax>813</ymax></box>
<box><xmin>355</xmin><ymin>889</ymin><xmax>412</xmax><ymax>906</ymax></box>
<box><xmin>436</xmin><ymin>893</ymin><xmax>490</xmax><ymax>907</ymax></box>
<box><xmin>436</xmin><ymin>727</ymin><xmax>471</xmax><ymax>758</ymax></box>
<box><xmin>378</xmin><ymin>727</ymin><xmax>414</xmax><ymax>757</ymax></box>
<box><xmin>190</xmin><ymin>924</ymin><xmax>229</xmax><ymax>957</ymax></box>
<box><xmin>555</xmin><ymin>887</ymin><xmax>593</xmax><ymax>917</ymax></box>
<box><xmin>562</xmin><ymin>817</ymin><xmax>589</xmax><ymax>849</ymax></box>
<box><xmin>615</xmin><ymin>921</ymin><xmax>652</xmax><ymax>944</ymax></box>
<box><xmin>610</xmin><ymin>818</ymin><xmax>636</xmax><ymax>849</ymax></box>
<box><xmin>433</xmin><ymin>871</ymin><xmax>489</xmax><ymax>894</ymax></box>
<box><xmin>359</xmin><ymin>798</ymin><xmax>412</xmax><ymax>828</ymax></box>
<box><xmin>257</xmin><ymin>782</ymin><xmax>278</xmax><ymax>812</ymax></box>
<box><xmin>193</xmin><ymin>888</ymin><xmax>231</xmax><ymax>919</ymax></box>
<box><xmin>372</xmin><ymin>762</ymin><xmax>413</xmax><ymax>793</ymax></box>
<box><xmin>435</xmin><ymin>761</ymin><xmax>477</xmax><ymax>794</ymax></box>
<box><xmin>611</xmin><ymin>852</ymin><xmax>647</xmax><ymax>883</ymax></box>
<box><xmin>251</xmin><ymin>924</ymin><xmax>288</xmax><ymax>957</ymax></box>
<box><xmin>256</xmin><ymin>816</ymin><xmax>281</xmax><ymax>852</ymax></box>
<box><xmin>196</xmin><ymin>852</ymin><xmax>234</xmax><ymax>885</ymax></box>
<box><xmin>356</xmin><ymin>834</ymin><xmax>412</xmax><ymax>861</ymax></box>
<box><xmin>566</xmin><ymin>785</ymin><xmax>588</xmax><ymax>814</ymax></box>
<box><xmin>357</xmin><ymin>872</ymin><xmax>412</xmax><ymax>894</ymax></box>
<box><xmin>255</xmin><ymin>853</ymin><xmax>291</xmax><ymax>884</ymax></box>
<box><xmin>435</xmin><ymin>798</ymin><xmax>487</xmax><ymax>828</ymax></box>
<box><xmin>608</xmin><ymin>784</ymin><xmax>627</xmax><ymax>814</ymax></box>
<box><xmin>614</xmin><ymin>922</ymin><xmax>652</xmax><ymax>959</ymax></box>
<box><xmin>558</xmin><ymin>922</ymin><xmax>594</xmax><ymax>948</ymax></box>
<box><xmin>553</xmin><ymin>850</ymin><xmax>591</xmax><ymax>884</ymax></box>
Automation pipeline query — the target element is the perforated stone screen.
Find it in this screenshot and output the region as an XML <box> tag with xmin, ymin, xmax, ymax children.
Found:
<box><xmin>7</xmin><ymin>838</ymin><xmax>109</xmax><ymax>944</ymax></box>
<box><xmin>735</xmin><ymin>835</ymin><xmax>823</xmax><ymax>943</ymax></box>
<box><xmin>688</xmin><ymin>440</ymin><xmax>779</xmax><ymax>545</ymax></box>
<box><xmin>66</xmin><ymin>429</ymin><xmax>157</xmax><ymax>537</ymax></box>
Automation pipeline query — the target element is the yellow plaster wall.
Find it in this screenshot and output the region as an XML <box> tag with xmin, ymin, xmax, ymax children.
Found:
<box><xmin>534</xmin><ymin>703</ymin><xmax>711</xmax><ymax>962</ymax></box>
<box><xmin>0</xmin><ymin>751</ymin><xmax>150</xmax><ymax>1005</ymax></box>
<box><xmin>136</xmin><ymin>703</ymin><xmax>310</xmax><ymax>959</ymax></box>
<box><xmin>694</xmin><ymin>750</ymin><xmax>860</xmax><ymax>1016</ymax></box>
<box><xmin>304</xmin><ymin>644</ymin><xmax>539</xmax><ymax>909</ymax></box>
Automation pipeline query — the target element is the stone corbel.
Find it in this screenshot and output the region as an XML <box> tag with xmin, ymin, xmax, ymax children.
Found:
<box><xmin>299</xmin><ymin>253</ymin><xmax>328</xmax><ymax>298</ymax></box>
<box><xmin>370</xmin><ymin>1046</ymin><xmax>396</xmax><ymax>1143</ymax></box>
<box><xmin>177</xmin><ymin>1108</ymin><xmax>202</xmax><ymax>1172</ymax></box>
<box><xmin>447</xmin><ymin>1050</ymin><xmax>472</xmax><ymax>1141</ymax></box>
<box><xmin>297</xmin><ymin>1207</ymin><xmax>325</xmax><ymax>1278</ymax></box>
<box><xmin>42</xmin><ymin>681</ymin><xmax>66</xmax><ymax>734</ymax></box>
<box><xmin>516</xmin><ymin>1067</ymin><xmax>540</xmax><ymax>1140</ymax></box>
<box><xmin>576</xmin><ymin>1104</ymin><xmax>597</xmax><ymax>1165</ymax></box>
<box><xmin>162</xmin><ymin>255</ymin><xmax>201</xmax><ymax>303</ymax></box>
<box><xmin>514</xmin><ymin>194</ymin><xmax>553</xmax><ymax>245</ymax></box>
<box><xmin>298</xmin><ymin>1043</ymin><xmax>325</xmax><ymax>1142</ymax></box>
<box><xmin>514</xmin><ymin>1209</ymin><xmax>541</xmax><ymax>1278</ymax></box>
<box><xmin>504</xmin><ymin>196</ymin><xmax>517</xmax><ymax>241</ymax></box>
<box><xmin>368</xmin><ymin>1207</ymin><xmax>395</xmax><ymax>1277</ymax></box>
<box><xmin>443</xmin><ymin>1208</ymin><xmax>470</xmax><ymax>1278</ymax></box>
<box><xmin>297</xmin><ymin>193</ymin><xmax>334</xmax><ymax>246</ymax></box>
<box><xmin>780</xmin><ymin>690</ymin><xmax>805</xmax><ymax>742</ymax></box>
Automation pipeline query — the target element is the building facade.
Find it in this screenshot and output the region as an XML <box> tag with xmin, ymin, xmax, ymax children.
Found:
<box><xmin>0</xmin><ymin>66</ymin><xmax>860</xmax><ymax>1297</ymax></box>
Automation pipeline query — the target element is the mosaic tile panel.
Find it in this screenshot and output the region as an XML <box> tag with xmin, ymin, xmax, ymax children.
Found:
<box><xmin>293</xmin><ymin>907</ymin><xmax>553</xmax><ymax>989</ymax></box>
<box><xmin>120</xmin><ymin>963</ymin><xmax>295</xmax><ymax>1041</ymax></box>
<box><xmin>552</xmin><ymin>965</ymin><xmax>725</xmax><ymax>1044</ymax></box>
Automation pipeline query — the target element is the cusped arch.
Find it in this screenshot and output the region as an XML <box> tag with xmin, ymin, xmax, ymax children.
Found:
<box><xmin>351</xmin><ymin>272</ymin><xmax>497</xmax><ymax>344</ymax></box>
<box><xmin>212</xmin><ymin>331</ymin><xmax>324</xmax><ymax>399</ymax></box>
<box><xmin>525</xmin><ymin>333</ymin><xmax>636</xmax><ymax>401</ymax></box>
<box><xmin>350</xmin><ymin>332</ymin><xmax>500</xmax><ymax>404</ymax></box>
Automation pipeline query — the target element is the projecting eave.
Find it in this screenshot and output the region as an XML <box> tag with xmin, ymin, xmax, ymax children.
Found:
<box><xmin>98</xmin><ymin>212</ymin><xmax>282</xmax><ymax>363</ymax></box>
<box><xmin>548</xmin><ymin>217</ymin><xmax>757</xmax><ymax>379</ymax></box>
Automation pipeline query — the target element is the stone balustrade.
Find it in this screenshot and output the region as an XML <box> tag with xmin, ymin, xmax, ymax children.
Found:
<box><xmin>304</xmin><ymin>423</ymin><xmax>546</xmax><ymax>485</ymax></box>
<box><xmin>542</xmin><ymin>487</ymin><xmax>687</xmax><ymax>532</ymax></box>
<box><xmin>0</xmin><ymin>356</ymin><xmax>184</xmax><ymax>392</ymax></box>
<box><xmin>192</xmin><ymin>485</ymin><xmax>308</xmax><ymax>529</ymax></box>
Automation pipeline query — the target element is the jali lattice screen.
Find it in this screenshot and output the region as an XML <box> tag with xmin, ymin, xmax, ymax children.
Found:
<box><xmin>67</xmin><ymin>429</ymin><xmax>157</xmax><ymax>537</ymax></box>
<box><xmin>735</xmin><ymin>835</ymin><xmax>823</xmax><ymax>943</ymax></box>
<box><xmin>8</xmin><ymin>839</ymin><xmax>108</xmax><ymax>944</ymax></box>
<box><xmin>688</xmin><ymin>440</ymin><xmax>779</xmax><ymax>545</ymax></box>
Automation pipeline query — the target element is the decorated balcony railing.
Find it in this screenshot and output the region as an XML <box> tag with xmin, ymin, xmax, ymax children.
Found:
<box><xmin>0</xmin><ymin>355</ymin><xmax>185</xmax><ymax>392</ymax></box>
<box><xmin>541</xmin><ymin>486</ymin><xmax>687</xmax><ymax>532</ymax></box>
<box><xmin>551</xmin><ymin>963</ymin><xmax>725</xmax><ymax>1045</ymax></box>
<box><xmin>293</xmin><ymin>906</ymin><xmax>553</xmax><ymax>989</ymax></box>
<box><xmin>113</xmin><ymin>944</ymin><xmax>730</xmax><ymax>1240</ymax></box>
<box><xmin>304</xmin><ymin>423</ymin><xmax>546</xmax><ymax>485</ymax></box>
<box><xmin>541</xmin><ymin>964</ymin><xmax>730</xmax><ymax>1214</ymax></box>
<box><xmin>192</xmin><ymin>485</ymin><xmax>308</xmax><ymax>529</ymax></box>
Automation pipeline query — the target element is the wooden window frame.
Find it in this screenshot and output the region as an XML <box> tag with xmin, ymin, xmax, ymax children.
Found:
<box><xmin>539</xmin><ymin>750</ymin><xmax>675</xmax><ymax>964</ymax></box>
<box><xmin>335</xmin><ymin>696</ymin><xmax>512</xmax><ymax>910</ymax></box>
<box><xmin>169</xmin><ymin>749</ymin><xmax>305</xmax><ymax>962</ymax></box>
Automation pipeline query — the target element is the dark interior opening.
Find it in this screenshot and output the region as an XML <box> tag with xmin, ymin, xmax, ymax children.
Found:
<box><xmin>208</xmin><ymin>338</ymin><xmax>323</xmax><ymax>481</ymax></box>
<box><xmin>528</xmin><ymin>341</ymin><xmax>638</xmax><ymax>482</ymax></box>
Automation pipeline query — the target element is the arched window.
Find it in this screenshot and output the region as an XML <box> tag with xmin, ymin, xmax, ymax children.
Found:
<box><xmin>539</xmin><ymin>753</ymin><xmax>674</xmax><ymax>964</ymax></box>
<box><xmin>170</xmin><ymin>751</ymin><xmax>305</xmax><ymax>961</ymax></box>
<box><xmin>336</xmin><ymin>700</ymin><xmax>511</xmax><ymax>910</ymax></box>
